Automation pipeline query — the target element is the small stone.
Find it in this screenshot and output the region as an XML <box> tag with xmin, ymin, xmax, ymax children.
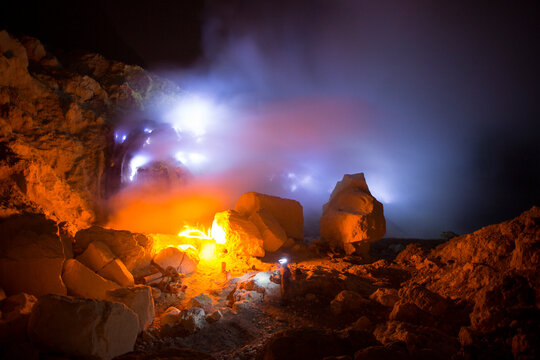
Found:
<box><xmin>179</xmin><ymin>307</ymin><xmax>206</xmax><ymax>333</ymax></box>
<box><xmin>206</xmin><ymin>310</ymin><xmax>222</xmax><ymax>323</ymax></box>
<box><xmin>160</xmin><ymin>306</ymin><xmax>181</xmax><ymax>325</ymax></box>
<box><xmin>189</xmin><ymin>294</ymin><xmax>214</xmax><ymax>314</ymax></box>
<box><xmin>330</xmin><ymin>290</ymin><xmax>370</xmax><ymax>316</ymax></box>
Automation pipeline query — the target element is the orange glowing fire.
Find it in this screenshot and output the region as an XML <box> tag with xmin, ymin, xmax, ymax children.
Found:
<box><xmin>151</xmin><ymin>220</ymin><xmax>227</xmax><ymax>265</ymax></box>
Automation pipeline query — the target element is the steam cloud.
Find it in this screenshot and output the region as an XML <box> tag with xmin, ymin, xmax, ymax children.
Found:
<box><xmin>108</xmin><ymin>1</ymin><xmax>539</xmax><ymax>238</ymax></box>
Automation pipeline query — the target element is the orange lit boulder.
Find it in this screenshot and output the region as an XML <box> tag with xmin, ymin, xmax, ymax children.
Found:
<box><xmin>28</xmin><ymin>294</ymin><xmax>139</xmax><ymax>360</ymax></box>
<box><xmin>320</xmin><ymin>173</ymin><xmax>386</xmax><ymax>256</ymax></box>
<box><xmin>76</xmin><ymin>240</ymin><xmax>115</xmax><ymax>272</ymax></box>
<box><xmin>249</xmin><ymin>209</ymin><xmax>288</xmax><ymax>252</ymax></box>
<box><xmin>0</xmin><ymin>214</ymin><xmax>67</xmax><ymax>297</ymax></box>
<box><xmin>106</xmin><ymin>285</ymin><xmax>154</xmax><ymax>332</ymax></box>
<box><xmin>75</xmin><ymin>226</ymin><xmax>153</xmax><ymax>277</ymax></box>
<box><xmin>98</xmin><ymin>259</ymin><xmax>135</xmax><ymax>287</ymax></box>
<box><xmin>153</xmin><ymin>247</ymin><xmax>198</xmax><ymax>274</ymax></box>
<box><xmin>234</xmin><ymin>192</ymin><xmax>304</xmax><ymax>240</ymax></box>
<box><xmin>213</xmin><ymin>210</ymin><xmax>265</xmax><ymax>257</ymax></box>
<box><xmin>62</xmin><ymin>259</ymin><xmax>119</xmax><ymax>300</ymax></box>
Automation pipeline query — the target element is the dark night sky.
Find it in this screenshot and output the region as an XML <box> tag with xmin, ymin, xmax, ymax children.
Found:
<box><xmin>1</xmin><ymin>0</ymin><xmax>539</xmax><ymax>237</ymax></box>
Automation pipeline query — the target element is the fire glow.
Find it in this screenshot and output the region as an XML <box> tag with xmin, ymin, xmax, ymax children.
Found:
<box><xmin>153</xmin><ymin>220</ymin><xmax>228</xmax><ymax>265</ymax></box>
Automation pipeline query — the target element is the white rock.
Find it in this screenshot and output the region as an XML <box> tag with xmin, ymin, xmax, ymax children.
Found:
<box><xmin>160</xmin><ymin>306</ymin><xmax>181</xmax><ymax>325</ymax></box>
<box><xmin>206</xmin><ymin>310</ymin><xmax>222</xmax><ymax>323</ymax></box>
<box><xmin>76</xmin><ymin>241</ymin><xmax>115</xmax><ymax>272</ymax></box>
<box><xmin>28</xmin><ymin>294</ymin><xmax>139</xmax><ymax>360</ymax></box>
<box><xmin>179</xmin><ymin>307</ymin><xmax>206</xmax><ymax>333</ymax></box>
<box><xmin>189</xmin><ymin>294</ymin><xmax>214</xmax><ymax>314</ymax></box>
<box><xmin>62</xmin><ymin>259</ymin><xmax>119</xmax><ymax>300</ymax></box>
<box><xmin>234</xmin><ymin>192</ymin><xmax>304</xmax><ymax>240</ymax></box>
<box><xmin>98</xmin><ymin>259</ymin><xmax>135</xmax><ymax>287</ymax></box>
<box><xmin>107</xmin><ymin>286</ymin><xmax>154</xmax><ymax>331</ymax></box>
<box><xmin>249</xmin><ymin>209</ymin><xmax>288</xmax><ymax>252</ymax></box>
<box><xmin>153</xmin><ymin>247</ymin><xmax>198</xmax><ymax>274</ymax></box>
<box><xmin>213</xmin><ymin>210</ymin><xmax>265</xmax><ymax>257</ymax></box>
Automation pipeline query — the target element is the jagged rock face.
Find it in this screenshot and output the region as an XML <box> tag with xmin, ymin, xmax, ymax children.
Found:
<box><xmin>407</xmin><ymin>206</ymin><xmax>539</xmax><ymax>303</ymax></box>
<box><xmin>0</xmin><ymin>30</ymin><xmax>182</xmax><ymax>230</ymax></box>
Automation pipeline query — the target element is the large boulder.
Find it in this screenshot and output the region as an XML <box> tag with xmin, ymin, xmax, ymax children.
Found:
<box><xmin>106</xmin><ymin>286</ymin><xmax>154</xmax><ymax>332</ymax></box>
<box><xmin>74</xmin><ymin>226</ymin><xmax>153</xmax><ymax>277</ymax></box>
<box><xmin>249</xmin><ymin>209</ymin><xmax>288</xmax><ymax>252</ymax></box>
<box><xmin>234</xmin><ymin>192</ymin><xmax>304</xmax><ymax>240</ymax></box>
<box><xmin>212</xmin><ymin>210</ymin><xmax>265</xmax><ymax>257</ymax></box>
<box><xmin>28</xmin><ymin>294</ymin><xmax>139</xmax><ymax>360</ymax></box>
<box><xmin>0</xmin><ymin>214</ymin><xmax>67</xmax><ymax>297</ymax></box>
<box><xmin>62</xmin><ymin>259</ymin><xmax>119</xmax><ymax>300</ymax></box>
<box><xmin>320</xmin><ymin>173</ymin><xmax>385</xmax><ymax>256</ymax></box>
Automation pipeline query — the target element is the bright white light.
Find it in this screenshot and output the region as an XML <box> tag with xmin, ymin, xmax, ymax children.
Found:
<box><xmin>122</xmin><ymin>135</ymin><xmax>127</xmax><ymax>142</ymax></box>
<box><xmin>290</xmin><ymin>184</ymin><xmax>298</xmax><ymax>192</ymax></box>
<box><xmin>145</xmin><ymin>138</ymin><xmax>151</xmax><ymax>145</ymax></box>
<box><xmin>144</xmin><ymin>128</ymin><xmax>153</xmax><ymax>134</ymax></box>
<box><xmin>175</xmin><ymin>151</ymin><xmax>187</xmax><ymax>164</ymax></box>
<box><xmin>189</xmin><ymin>153</ymin><xmax>206</xmax><ymax>164</ymax></box>
<box><xmin>129</xmin><ymin>154</ymin><xmax>150</xmax><ymax>181</ymax></box>
<box><xmin>165</xmin><ymin>96</ymin><xmax>214</xmax><ymax>138</ymax></box>
<box><xmin>278</xmin><ymin>258</ymin><xmax>288</xmax><ymax>265</ymax></box>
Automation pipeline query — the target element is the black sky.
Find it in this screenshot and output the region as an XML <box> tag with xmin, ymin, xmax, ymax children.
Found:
<box><xmin>1</xmin><ymin>0</ymin><xmax>539</xmax><ymax>237</ymax></box>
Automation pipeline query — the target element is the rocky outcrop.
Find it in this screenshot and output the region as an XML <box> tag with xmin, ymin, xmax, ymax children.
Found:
<box><xmin>0</xmin><ymin>30</ymin><xmax>182</xmax><ymax>231</ymax></box>
<box><xmin>320</xmin><ymin>173</ymin><xmax>386</xmax><ymax>256</ymax></box>
<box><xmin>394</xmin><ymin>206</ymin><xmax>539</xmax><ymax>359</ymax></box>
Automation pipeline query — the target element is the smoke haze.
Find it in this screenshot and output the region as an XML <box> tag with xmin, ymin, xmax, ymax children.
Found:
<box><xmin>104</xmin><ymin>1</ymin><xmax>539</xmax><ymax>237</ymax></box>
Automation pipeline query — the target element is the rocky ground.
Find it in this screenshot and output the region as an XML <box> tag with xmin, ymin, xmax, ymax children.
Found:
<box><xmin>2</xmin><ymin>206</ymin><xmax>536</xmax><ymax>359</ymax></box>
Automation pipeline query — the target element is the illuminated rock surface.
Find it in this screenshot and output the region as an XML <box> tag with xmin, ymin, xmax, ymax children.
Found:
<box><xmin>107</xmin><ymin>285</ymin><xmax>155</xmax><ymax>332</ymax></box>
<box><xmin>28</xmin><ymin>294</ymin><xmax>139</xmax><ymax>360</ymax></box>
<box><xmin>213</xmin><ymin>210</ymin><xmax>265</xmax><ymax>257</ymax></box>
<box><xmin>234</xmin><ymin>192</ymin><xmax>304</xmax><ymax>240</ymax></box>
<box><xmin>321</xmin><ymin>173</ymin><xmax>386</xmax><ymax>256</ymax></box>
<box><xmin>62</xmin><ymin>259</ymin><xmax>120</xmax><ymax>300</ymax></box>
<box><xmin>153</xmin><ymin>246</ymin><xmax>198</xmax><ymax>275</ymax></box>
<box><xmin>249</xmin><ymin>208</ymin><xmax>288</xmax><ymax>252</ymax></box>
<box><xmin>75</xmin><ymin>226</ymin><xmax>153</xmax><ymax>277</ymax></box>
